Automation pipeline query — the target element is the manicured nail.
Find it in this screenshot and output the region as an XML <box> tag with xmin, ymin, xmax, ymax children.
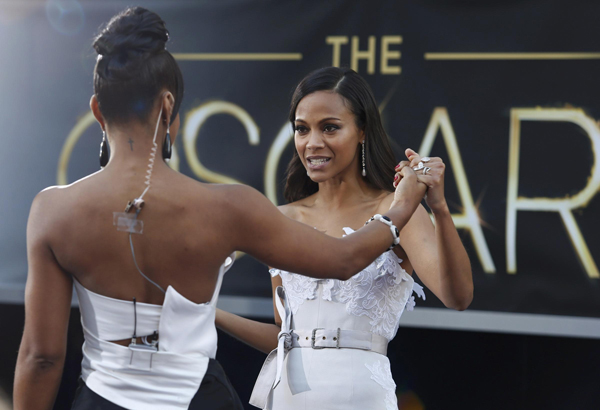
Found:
<box><xmin>394</xmin><ymin>175</ymin><xmax>399</xmax><ymax>181</ymax></box>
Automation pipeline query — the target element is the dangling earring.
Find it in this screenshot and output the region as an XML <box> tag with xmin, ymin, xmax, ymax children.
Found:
<box><xmin>361</xmin><ymin>140</ymin><xmax>366</xmax><ymax>177</ymax></box>
<box><xmin>162</xmin><ymin>125</ymin><xmax>172</xmax><ymax>161</ymax></box>
<box><xmin>99</xmin><ymin>131</ymin><xmax>109</xmax><ymax>168</ymax></box>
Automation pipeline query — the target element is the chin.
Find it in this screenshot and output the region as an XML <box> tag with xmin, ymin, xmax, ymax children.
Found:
<box><xmin>307</xmin><ymin>172</ymin><xmax>328</xmax><ymax>183</ymax></box>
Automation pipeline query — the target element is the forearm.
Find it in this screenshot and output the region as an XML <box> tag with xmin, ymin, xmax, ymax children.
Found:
<box><xmin>341</xmin><ymin>201</ymin><xmax>416</xmax><ymax>279</ymax></box>
<box><xmin>432</xmin><ymin>204</ymin><xmax>473</xmax><ymax>310</ymax></box>
<box><xmin>216</xmin><ymin>308</ymin><xmax>280</xmax><ymax>354</ymax></box>
<box><xmin>14</xmin><ymin>354</ymin><xmax>64</xmax><ymax>410</ymax></box>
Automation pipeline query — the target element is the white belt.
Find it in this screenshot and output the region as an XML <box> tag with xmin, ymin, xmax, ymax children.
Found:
<box><xmin>291</xmin><ymin>328</ymin><xmax>387</xmax><ymax>353</ymax></box>
<box><xmin>249</xmin><ymin>287</ymin><xmax>388</xmax><ymax>409</ymax></box>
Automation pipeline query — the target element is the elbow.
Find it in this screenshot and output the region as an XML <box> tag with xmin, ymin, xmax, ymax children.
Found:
<box><xmin>334</xmin><ymin>264</ymin><xmax>352</xmax><ymax>281</ymax></box>
<box><xmin>19</xmin><ymin>345</ymin><xmax>65</xmax><ymax>373</ymax></box>
<box><xmin>447</xmin><ymin>287</ymin><xmax>473</xmax><ymax>311</ymax></box>
<box><xmin>334</xmin><ymin>239</ymin><xmax>375</xmax><ymax>281</ymax></box>
<box><xmin>25</xmin><ymin>353</ymin><xmax>64</xmax><ymax>371</ymax></box>
<box><xmin>336</xmin><ymin>250</ymin><xmax>362</xmax><ymax>281</ymax></box>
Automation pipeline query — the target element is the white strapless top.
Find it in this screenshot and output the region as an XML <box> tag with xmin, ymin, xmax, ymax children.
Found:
<box><xmin>73</xmin><ymin>254</ymin><xmax>235</xmax><ymax>410</ymax></box>
<box><xmin>270</xmin><ymin>227</ymin><xmax>424</xmax><ymax>341</ymax></box>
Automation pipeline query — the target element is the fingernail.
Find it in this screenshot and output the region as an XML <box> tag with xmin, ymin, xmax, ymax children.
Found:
<box><xmin>394</xmin><ymin>175</ymin><xmax>399</xmax><ymax>181</ymax></box>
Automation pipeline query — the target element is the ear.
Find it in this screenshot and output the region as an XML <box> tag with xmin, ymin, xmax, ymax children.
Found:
<box><xmin>161</xmin><ymin>91</ymin><xmax>175</xmax><ymax>124</ymax></box>
<box><xmin>90</xmin><ymin>95</ymin><xmax>105</xmax><ymax>130</ymax></box>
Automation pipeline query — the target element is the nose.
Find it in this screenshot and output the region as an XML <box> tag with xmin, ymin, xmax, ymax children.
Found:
<box><xmin>306</xmin><ymin>130</ymin><xmax>325</xmax><ymax>150</ymax></box>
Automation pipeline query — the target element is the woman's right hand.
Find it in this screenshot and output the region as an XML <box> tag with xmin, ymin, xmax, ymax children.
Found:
<box><xmin>391</xmin><ymin>162</ymin><xmax>427</xmax><ymax>209</ymax></box>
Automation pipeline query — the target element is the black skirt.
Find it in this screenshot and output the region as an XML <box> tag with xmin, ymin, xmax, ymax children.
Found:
<box><xmin>71</xmin><ymin>359</ymin><xmax>244</xmax><ymax>410</ymax></box>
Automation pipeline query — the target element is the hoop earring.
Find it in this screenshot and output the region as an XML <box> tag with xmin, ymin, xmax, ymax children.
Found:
<box><xmin>361</xmin><ymin>141</ymin><xmax>366</xmax><ymax>177</ymax></box>
<box><xmin>100</xmin><ymin>131</ymin><xmax>109</xmax><ymax>168</ymax></box>
<box><xmin>162</xmin><ymin>126</ymin><xmax>172</xmax><ymax>161</ymax></box>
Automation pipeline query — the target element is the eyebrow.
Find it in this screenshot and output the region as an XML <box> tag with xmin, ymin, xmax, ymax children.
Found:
<box><xmin>294</xmin><ymin>117</ymin><xmax>342</xmax><ymax>123</ymax></box>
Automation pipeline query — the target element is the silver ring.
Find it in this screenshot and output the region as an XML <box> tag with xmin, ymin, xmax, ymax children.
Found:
<box><xmin>413</xmin><ymin>161</ymin><xmax>424</xmax><ymax>171</ymax></box>
<box><xmin>423</xmin><ymin>167</ymin><xmax>431</xmax><ymax>175</ymax></box>
<box><xmin>421</xmin><ymin>157</ymin><xmax>431</xmax><ymax>163</ymax></box>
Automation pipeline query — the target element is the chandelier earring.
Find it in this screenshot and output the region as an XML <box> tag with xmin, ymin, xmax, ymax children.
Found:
<box><xmin>361</xmin><ymin>140</ymin><xmax>366</xmax><ymax>177</ymax></box>
<box><xmin>162</xmin><ymin>124</ymin><xmax>172</xmax><ymax>161</ymax></box>
<box><xmin>99</xmin><ymin>130</ymin><xmax>109</xmax><ymax>168</ymax></box>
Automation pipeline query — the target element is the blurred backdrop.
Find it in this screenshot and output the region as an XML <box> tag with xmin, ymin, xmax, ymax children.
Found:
<box><xmin>1</xmin><ymin>0</ymin><xmax>599</xmax><ymax>409</ymax></box>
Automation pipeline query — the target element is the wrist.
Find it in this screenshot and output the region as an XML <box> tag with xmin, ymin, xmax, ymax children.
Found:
<box><xmin>429</xmin><ymin>200</ymin><xmax>449</xmax><ymax>215</ymax></box>
<box><xmin>385</xmin><ymin>201</ymin><xmax>414</xmax><ymax>227</ymax></box>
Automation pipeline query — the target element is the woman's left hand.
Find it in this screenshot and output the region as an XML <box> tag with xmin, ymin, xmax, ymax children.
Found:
<box><xmin>393</xmin><ymin>148</ymin><xmax>448</xmax><ymax>213</ymax></box>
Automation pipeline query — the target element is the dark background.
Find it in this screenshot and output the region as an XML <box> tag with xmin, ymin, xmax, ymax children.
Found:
<box><xmin>1</xmin><ymin>0</ymin><xmax>599</xmax><ymax>408</ymax></box>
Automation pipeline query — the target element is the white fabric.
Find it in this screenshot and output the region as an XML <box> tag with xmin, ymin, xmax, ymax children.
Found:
<box><xmin>265</xmin><ymin>228</ymin><xmax>424</xmax><ymax>410</ymax></box>
<box><xmin>73</xmin><ymin>254</ymin><xmax>235</xmax><ymax>410</ymax></box>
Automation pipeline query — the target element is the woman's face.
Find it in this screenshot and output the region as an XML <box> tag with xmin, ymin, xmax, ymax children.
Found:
<box><xmin>294</xmin><ymin>91</ymin><xmax>364</xmax><ymax>183</ymax></box>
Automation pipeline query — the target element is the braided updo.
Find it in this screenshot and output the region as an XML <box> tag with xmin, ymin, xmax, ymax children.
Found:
<box><xmin>92</xmin><ymin>7</ymin><xmax>183</xmax><ymax>125</ymax></box>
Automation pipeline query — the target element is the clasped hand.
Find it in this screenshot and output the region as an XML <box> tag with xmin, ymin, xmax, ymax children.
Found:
<box><xmin>393</xmin><ymin>148</ymin><xmax>447</xmax><ymax>212</ymax></box>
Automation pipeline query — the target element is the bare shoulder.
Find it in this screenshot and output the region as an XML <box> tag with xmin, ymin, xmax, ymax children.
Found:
<box><xmin>376</xmin><ymin>192</ymin><xmax>395</xmax><ymax>213</ymax></box>
<box><xmin>30</xmin><ymin>185</ymin><xmax>72</xmax><ymax>218</ymax></box>
<box><xmin>27</xmin><ymin>185</ymin><xmax>72</xmax><ymax>244</ymax></box>
<box><xmin>277</xmin><ymin>202</ymin><xmax>300</xmax><ymax>220</ymax></box>
<box><xmin>277</xmin><ymin>194</ymin><xmax>316</xmax><ymax>222</ymax></box>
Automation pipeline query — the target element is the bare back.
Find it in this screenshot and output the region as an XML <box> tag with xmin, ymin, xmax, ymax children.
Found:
<box><xmin>39</xmin><ymin>168</ymin><xmax>239</xmax><ymax>305</ymax></box>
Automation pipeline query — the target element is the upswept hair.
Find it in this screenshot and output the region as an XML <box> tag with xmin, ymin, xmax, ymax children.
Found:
<box><xmin>92</xmin><ymin>7</ymin><xmax>184</xmax><ymax>125</ymax></box>
<box><xmin>284</xmin><ymin>67</ymin><xmax>396</xmax><ymax>203</ymax></box>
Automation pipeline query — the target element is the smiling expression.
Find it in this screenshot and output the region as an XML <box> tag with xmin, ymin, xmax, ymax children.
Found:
<box><xmin>294</xmin><ymin>91</ymin><xmax>364</xmax><ymax>183</ymax></box>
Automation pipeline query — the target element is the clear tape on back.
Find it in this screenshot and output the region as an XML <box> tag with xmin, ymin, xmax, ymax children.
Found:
<box><xmin>113</xmin><ymin>212</ymin><xmax>144</xmax><ymax>234</ymax></box>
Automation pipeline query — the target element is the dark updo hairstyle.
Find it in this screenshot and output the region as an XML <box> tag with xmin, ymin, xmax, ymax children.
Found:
<box><xmin>92</xmin><ymin>7</ymin><xmax>183</xmax><ymax>125</ymax></box>
<box><xmin>284</xmin><ymin>67</ymin><xmax>396</xmax><ymax>203</ymax></box>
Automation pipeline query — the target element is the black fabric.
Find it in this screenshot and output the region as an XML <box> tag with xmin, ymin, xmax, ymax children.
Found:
<box><xmin>71</xmin><ymin>359</ymin><xmax>244</xmax><ymax>410</ymax></box>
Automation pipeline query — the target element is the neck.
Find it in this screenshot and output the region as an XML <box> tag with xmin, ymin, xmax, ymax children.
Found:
<box><xmin>103</xmin><ymin>121</ymin><xmax>170</xmax><ymax>173</ymax></box>
<box><xmin>314</xmin><ymin>167</ymin><xmax>378</xmax><ymax>210</ymax></box>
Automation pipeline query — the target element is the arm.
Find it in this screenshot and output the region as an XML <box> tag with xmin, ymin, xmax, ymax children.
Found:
<box><xmin>393</xmin><ymin>149</ymin><xmax>473</xmax><ymax>310</ymax></box>
<box><xmin>14</xmin><ymin>190</ymin><xmax>73</xmax><ymax>410</ymax></box>
<box><xmin>216</xmin><ymin>167</ymin><xmax>426</xmax><ymax>353</ymax></box>
<box><xmin>231</xmin><ymin>167</ymin><xmax>426</xmax><ymax>281</ymax></box>
<box><xmin>215</xmin><ymin>274</ymin><xmax>283</xmax><ymax>354</ymax></box>
<box><xmin>399</xmin><ymin>204</ymin><xmax>473</xmax><ymax>310</ymax></box>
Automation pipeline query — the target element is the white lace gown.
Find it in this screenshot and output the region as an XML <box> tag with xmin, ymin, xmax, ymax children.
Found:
<box><xmin>268</xmin><ymin>227</ymin><xmax>424</xmax><ymax>410</ymax></box>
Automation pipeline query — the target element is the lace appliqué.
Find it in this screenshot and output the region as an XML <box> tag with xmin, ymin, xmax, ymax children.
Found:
<box><xmin>329</xmin><ymin>250</ymin><xmax>415</xmax><ymax>340</ymax></box>
<box><xmin>270</xmin><ymin>227</ymin><xmax>425</xmax><ymax>339</ymax></box>
<box><xmin>270</xmin><ymin>268</ymin><xmax>319</xmax><ymax>315</ymax></box>
<box><xmin>365</xmin><ymin>360</ymin><xmax>397</xmax><ymax>410</ymax></box>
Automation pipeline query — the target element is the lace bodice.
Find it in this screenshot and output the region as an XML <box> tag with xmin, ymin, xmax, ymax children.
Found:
<box><xmin>270</xmin><ymin>227</ymin><xmax>425</xmax><ymax>341</ymax></box>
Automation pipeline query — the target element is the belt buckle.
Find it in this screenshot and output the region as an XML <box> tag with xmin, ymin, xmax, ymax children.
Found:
<box><xmin>311</xmin><ymin>328</ymin><xmax>325</xmax><ymax>349</ymax></box>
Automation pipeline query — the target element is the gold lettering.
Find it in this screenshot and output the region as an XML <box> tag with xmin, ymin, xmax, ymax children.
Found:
<box><xmin>419</xmin><ymin>108</ymin><xmax>496</xmax><ymax>273</ymax></box>
<box><xmin>326</xmin><ymin>36</ymin><xmax>349</xmax><ymax>67</ymax></box>
<box><xmin>182</xmin><ymin>101</ymin><xmax>259</xmax><ymax>184</ymax></box>
<box><xmin>380</xmin><ymin>36</ymin><xmax>402</xmax><ymax>75</ymax></box>
<box><xmin>506</xmin><ymin>108</ymin><xmax>600</xmax><ymax>278</ymax></box>
<box><xmin>351</xmin><ymin>36</ymin><xmax>376</xmax><ymax>74</ymax></box>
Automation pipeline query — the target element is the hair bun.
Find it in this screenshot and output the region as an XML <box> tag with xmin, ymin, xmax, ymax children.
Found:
<box><xmin>93</xmin><ymin>7</ymin><xmax>169</xmax><ymax>79</ymax></box>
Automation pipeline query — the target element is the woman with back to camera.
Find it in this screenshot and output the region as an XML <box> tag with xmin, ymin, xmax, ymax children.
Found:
<box><xmin>215</xmin><ymin>67</ymin><xmax>473</xmax><ymax>409</ymax></box>
<box><xmin>13</xmin><ymin>8</ymin><xmax>427</xmax><ymax>410</ymax></box>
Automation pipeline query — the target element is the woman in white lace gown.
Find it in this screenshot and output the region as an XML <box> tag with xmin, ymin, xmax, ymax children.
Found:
<box><xmin>216</xmin><ymin>67</ymin><xmax>473</xmax><ymax>410</ymax></box>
